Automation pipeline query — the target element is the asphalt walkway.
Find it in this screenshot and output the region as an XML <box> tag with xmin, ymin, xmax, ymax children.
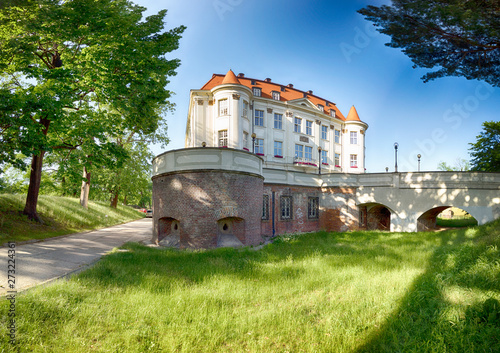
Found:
<box><xmin>0</xmin><ymin>218</ymin><xmax>152</xmax><ymax>295</ymax></box>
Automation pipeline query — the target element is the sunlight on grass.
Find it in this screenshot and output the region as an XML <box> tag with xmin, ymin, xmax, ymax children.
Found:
<box><xmin>0</xmin><ymin>194</ymin><xmax>143</xmax><ymax>243</ymax></box>
<box><xmin>1</xmin><ymin>220</ymin><xmax>499</xmax><ymax>352</ymax></box>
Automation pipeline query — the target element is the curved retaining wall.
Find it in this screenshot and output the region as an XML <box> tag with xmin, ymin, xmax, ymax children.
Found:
<box><xmin>152</xmin><ymin>148</ymin><xmax>264</xmax><ymax>248</ymax></box>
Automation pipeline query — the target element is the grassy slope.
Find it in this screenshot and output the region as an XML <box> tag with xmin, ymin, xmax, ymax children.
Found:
<box><xmin>1</xmin><ymin>219</ymin><xmax>498</xmax><ymax>352</ymax></box>
<box><xmin>0</xmin><ymin>194</ymin><xmax>143</xmax><ymax>244</ymax></box>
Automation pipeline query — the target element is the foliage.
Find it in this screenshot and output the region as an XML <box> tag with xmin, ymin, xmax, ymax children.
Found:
<box><xmin>469</xmin><ymin>121</ymin><xmax>500</xmax><ymax>172</ymax></box>
<box><xmin>0</xmin><ymin>0</ymin><xmax>184</xmax><ymax>219</ymax></box>
<box><xmin>437</xmin><ymin>158</ymin><xmax>471</xmax><ymax>171</ymax></box>
<box><xmin>0</xmin><ymin>194</ymin><xmax>144</xmax><ymax>243</ymax></box>
<box><xmin>358</xmin><ymin>0</ymin><xmax>500</xmax><ymax>87</ymax></box>
<box><xmin>1</xmin><ymin>221</ymin><xmax>499</xmax><ymax>352</ymax></box>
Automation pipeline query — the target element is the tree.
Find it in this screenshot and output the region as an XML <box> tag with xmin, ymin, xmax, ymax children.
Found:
<box><xmin>0</xmin><ymin>0</ymin><xmax>185</xmax><ymax>221</ymax></box>
<box><xmin>437</xmin><ymin>158</ymin><xmax>470</xmax><ymax>171</ymax></box>
<box><xmin>358</xmin><ymin>1</ymin><xmax>500</xmax><ymax>87</ymax></box>
<box><xmin>469</xmin><ymin>121</ymin><xmax>500</xmax><ymax>171</ymax></box>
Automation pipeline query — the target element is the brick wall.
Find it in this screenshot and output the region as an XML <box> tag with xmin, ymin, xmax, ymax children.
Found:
<box><xmin>261</xmin><ymin>185</ymin><xmax>358</xmax><ymax>236</ymax></box>
<box><xmin>152</xmin><ymin>170</ymin><xmax>263</xmax><ymax>248</ymax></box>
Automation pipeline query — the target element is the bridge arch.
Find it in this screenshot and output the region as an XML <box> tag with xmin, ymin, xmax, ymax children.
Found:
<box><xmin>417</xmin><ymin>206</ymin><xmax>479</xmax><ymax>231</ymax></box>
<box><xmin>359</xmin><ymin>203</ymin><xmax>394</xmax><ymax>231</ymax></box>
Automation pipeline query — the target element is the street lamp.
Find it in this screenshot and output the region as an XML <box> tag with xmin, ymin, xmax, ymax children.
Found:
<box><xmin>385</xmin><ymin>167</ymin><xmax>389</xmax><ymax>172</ymax></box>
<box><xmin>251</xmin><ymin>133</ymin><xmax>256</xmax><ymax>153</ymax></box>
<box><xmin>201</xmin><ymin>141</ymin><xmax>206</xmax><ymax>147</ymax></box>
<box><xmin>318</xmin><ymin>146</ymin><xmax>322</xmax><ymax>175</ymax></box>
<box><xmin>417</xmin><ymin>154</ymin><xmax>421</xmax><ymax>172</ymax></box>
<box><xmin>394</xmin><ymin>142</ymin><xmax>399</xmax><ymax>172</ymax></box>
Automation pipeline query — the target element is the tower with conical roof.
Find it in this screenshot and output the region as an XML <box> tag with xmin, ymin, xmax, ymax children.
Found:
<box><xmin>343</xmin><ymin>105</ymin><xmax>368</xmax><ymax>172</ymax></box>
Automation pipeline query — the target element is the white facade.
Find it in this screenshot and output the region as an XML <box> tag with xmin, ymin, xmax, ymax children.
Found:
<box><xmin>185</xmin><ymin>71</ymin><xmax>368</xmax><ymax>174</ymax></box>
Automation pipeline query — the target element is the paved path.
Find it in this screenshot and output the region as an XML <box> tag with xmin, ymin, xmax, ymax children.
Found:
<box><xmin>0</xmin><ymin>218</ymin><xmax>152</xmax><ymax>295</ymax></box>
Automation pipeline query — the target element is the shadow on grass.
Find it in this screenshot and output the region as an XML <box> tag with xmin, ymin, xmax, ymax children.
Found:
<box><xmin>356</xmin><ymin>220</ymin><xmax>500</xmax><ymax>353</ymax></box>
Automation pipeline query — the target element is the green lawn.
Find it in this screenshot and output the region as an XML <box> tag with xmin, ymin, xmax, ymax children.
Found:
<box><xmin>0</xmin><ymin>194</ymin><xmax>144</xmax><ymax>244</ymax></box>
<box><xmin>1</xmin><ymin>220</ymin><xmax>499</xmax><ymax>352</ymax></box>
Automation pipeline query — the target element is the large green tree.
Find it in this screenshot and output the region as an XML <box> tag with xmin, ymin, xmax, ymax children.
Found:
<box><xmin>469</xmin><ymin>121</ymin><xmax>500</xmax><ymax>171</ymax></box>
<box><xmin>0</xmin><ymin>0</ymin><xmax>184</xmax><ymax>221</ymax></box>
<box><xmin>358</xmin><ymin>0</ymin><xmax>500</xmax><ymax>87</ymax></box>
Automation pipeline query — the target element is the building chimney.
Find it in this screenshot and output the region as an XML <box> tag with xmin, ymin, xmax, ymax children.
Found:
<box><xmin>238</xmin><ymin>73</ymin><xmax>245</xmax><ymax>77</ymax></box>
<box><xmin>307</xmin><ymin>90</ymin><xmax>313</xmax><ymax>95</ymax></box>
<box><xmin>287</xmin><ymin>83</ymin><xmax>294</xmax><ymax>88</ymax></box>
<box><xmin>265</xmin><ymin>78</ymin><xmax>271</xmax><ymax>82</ymax></box>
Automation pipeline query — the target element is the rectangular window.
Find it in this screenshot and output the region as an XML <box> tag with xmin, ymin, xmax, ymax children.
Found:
<box><xmin>335</xmin><ymin>129</ymin><xmax>340</xmax><ymax>144</ymax></box>
<box><xmin>255</xmin><ymin>109</ymin><xmax>264</xmax><ymax>126</ymax></box>
<box><xmin>335</xmin><ymin>153</ymin><xmax>340</xmax><ymax>167</ymax></box>
<box><xmin>243</xmin><ymin>132</ymin><xmax>249</xmax><ymax>151</ymax></box>
<box><xmin>321</xmin><ymin>150</ymin><xmax>328</xmax><ymax>164</ymax></box>
<box><xmin>308</xmin><ymin>197</ymin><xmax>319</xmax><ymax>219</ymax></box>
<box><xmin>255</xmin><ymin>138</ymin><xmax>264</xmax><ymax>155</ymax></box>
<box><xmin>218</xmin><ymin>130</ymin><xmax>228</xmax><ymax>147</ymax></box>
<box><xmin>219</xmin><ymin>99</ymin><xmax>228</xmax><ymax>116</ymax></box>
<box><xmin>321</xmin><ymin>125</ymin><xmax>328</xmax><ymax>140</ymax></box>
<box><xmin>350</xmin><ymin>131</ymin><xmax>358</xmax><ymax>144</ymax></box>
<box><xmin>306</xmin><ymin>120</ymin><xmax>313</xmax><ymax>135</ymax></box>
<box><xmin>294</xmin><ymin>117</ymin><xmax>302</xmax><ymax>133</ymax></box>
<box><xmin>262</xmin><ymin>194</ymin><xmax>269</xmax><ymax>220</ymax></box>
<box><xmin>272</xmin><ymin>91</ymin><xmax>280</xmax><ymax>101</ymax></box>
<box><xmin>350</xmin><ymin>154</ymin><xmax>358</xmax><ymax>167</ymax></box>
<box><xmin>305</xmin><ymin>146</ymin><xmax>313</xmax><ymax>161</ymax></box>
<box><xmin>330</xmin><ymin>109</ymin><xmax>336</xmax><ymax>118</ymax></box>
<box><xmin>274</xmin><ymin>113</ymin><xmax>283</xmax><ymax>129</ymax></box>
<box><xmin>295</xmin><ymin>144</ymin><xmax>303</xmax><ymax>158</ymax></box>
<box><xmin>274</xmin><ymin>141</ymin><xmax>283</xmax><ymax>157</ymax></box>
<box><xmin>317</xmin><ymin>104</ymin><xmax>324</xmax><ymax>112</ymax></box>
<box><xmin>253</xmin><ymin>87</ymin><xmax>261</xmax><ymax>97</ymax></box>
<box><xmin>280</xmin><ymin>196</ymin><xmax>292</xmax><ymax>220</ymax></box>
<box><xmin>243</xmin><ymin>101</ymin><xmax>248</xmax><ymax>118</ymax></box>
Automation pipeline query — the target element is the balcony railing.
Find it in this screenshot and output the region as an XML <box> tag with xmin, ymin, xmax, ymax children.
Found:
<box><xmin>293</xmin><ymin>157</ymin><xmax>318</xmax><ymax>167</ymax></box>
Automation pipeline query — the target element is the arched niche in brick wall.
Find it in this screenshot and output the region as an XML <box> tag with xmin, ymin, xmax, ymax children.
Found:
<box><xmin>217</xmin><ymin>217</ymin><xmax>245</xmax><ymax>247</ymax></box>
<box><xmin>157</xmin><ymin>217</ymin><xmax>180</xmax><ymax>247</ymax></box>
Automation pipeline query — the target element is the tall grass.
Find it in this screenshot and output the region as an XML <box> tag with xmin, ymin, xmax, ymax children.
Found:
<box><xmin>0</xmin><ymin>194</ymin><xmax>143</xmax><ymax>243</ymax></box>
<box><xmin>1</xmin><ymin>219</ymin><xmax>498</xmax><ymax>352</ymax></box>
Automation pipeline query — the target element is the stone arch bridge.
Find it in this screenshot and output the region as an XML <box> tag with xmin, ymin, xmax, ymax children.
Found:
<box><xmin>152</xmin><ymin>148</ymin><xmax>500</xmax><ymax>248</ymax></box>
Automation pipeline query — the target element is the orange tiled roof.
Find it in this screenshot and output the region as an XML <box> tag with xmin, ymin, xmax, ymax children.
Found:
<box><xmin>346</xmin><ymin>105</ymin><xmax>361</xmax><ymax>122</ymax></box>
<box><xmin>200</xmin><ymin>71</ymin><xmax>347</xmax><ymax>121</ymax></box>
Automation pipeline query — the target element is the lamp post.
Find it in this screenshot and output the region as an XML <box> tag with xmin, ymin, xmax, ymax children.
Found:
<box><xmin>417</xmin><ymin>154</ymin><xmax>421</xmax><ymax>172</ymax></box>
<box><xmin>318</xmin><ymin>146</ymin><xmax>322</xmax><ymax>175</ymax></box>
<box><xmin>251</xmin><ymin>133</ymin><xmax>256</xmax><ymax>153</ymax></box>
<box><xmin>394</xmin><ymin>142</ymin><xmax>399</xmax><ymax>172</ymax></box>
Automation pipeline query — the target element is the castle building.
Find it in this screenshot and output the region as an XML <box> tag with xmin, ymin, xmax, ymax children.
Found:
<box><xmin>152</xmin><ymin>70</ymin><xmax>370</xmax><ymax>248</ymax></box>
<box><xmin>185</xmin><ymin>70</ymin><xmax>368</xmax><ymax>173</ymax></box>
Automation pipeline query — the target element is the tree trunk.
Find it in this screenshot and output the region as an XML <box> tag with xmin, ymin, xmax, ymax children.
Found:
<box><xmin>110</xmin><ymin>191</ymin><xmax>119</xmax><ymax>208</ymax></box>
<box><xmin>79</xmin><ymin>166</ymin><xmax>91</xmax><ymax>208</ymax></box>
<box><xmin>123</xmin><ymin>195</ymin><xmax>127</xmax><ymax>205</ymax></box>
<box><xmin>23</xmin><ymin>151</ymin><xmax>46</xmax><ymax>223</ymax></box>
<box><xmin>23</xmin><ymin>117</ymin><xmax>50</xmax><ymax>223</ymax></box>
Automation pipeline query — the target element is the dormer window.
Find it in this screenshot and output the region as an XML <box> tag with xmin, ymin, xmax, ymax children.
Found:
<box><xmin>280</xmin><ymin>86</ymin><xmax>285</xmax><ymax>92</ymax></box>
<box><xmin>330</xmin><ymin>109</ymin><xmax>336</xmax><ymax>118</ymax></box>
<box><xmin>317</xmin><ymin>104</ymin><xmax>324</xmax><ymax>112</ymax></box>
<box><xmin>253</xmin><ymin>87</ymin><xmax>261</xmax><ymax>97</ymax></box>
<box><xmin>251</xmin><ymin>80</ymin><xmax>256</xmax><ymax>85</ymax></box>
<box><xmin>272</xmin><ymin>91</ymin><xmax>280</xmax><ymax>101</ymax></box>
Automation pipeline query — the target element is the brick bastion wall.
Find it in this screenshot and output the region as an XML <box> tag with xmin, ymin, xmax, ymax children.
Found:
<box><xmin>152</xmin><ymin>148</ymin><xmax>265</xmax><ymax>248</ymax></box>
<box><xmin>152</xmin><ymin>148</ymin><xmax>359</xmax><ymax>249</ymax></box>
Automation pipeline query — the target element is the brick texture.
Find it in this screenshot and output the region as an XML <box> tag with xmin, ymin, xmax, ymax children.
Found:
<box><xmin>152</xmin><ymin>170</ymin><xmax>263</xmax><ymax>248</ymax></box>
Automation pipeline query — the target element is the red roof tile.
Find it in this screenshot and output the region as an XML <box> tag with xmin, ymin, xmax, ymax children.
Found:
<box><xmin>200</xmin><ymin>73</ymin><xmax>348</xmax><ymax>121</ymax></box>
<box><xmin>346</xmin><ymin>105</ymin><xmax>361</xmax><ymax>122</ymax></box>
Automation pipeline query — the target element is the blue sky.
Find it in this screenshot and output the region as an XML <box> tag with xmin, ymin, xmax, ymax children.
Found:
<box><xmin>136</xmin><ymin>0</ymin><xmax>499</xmax><ymax>173</ymax></box>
